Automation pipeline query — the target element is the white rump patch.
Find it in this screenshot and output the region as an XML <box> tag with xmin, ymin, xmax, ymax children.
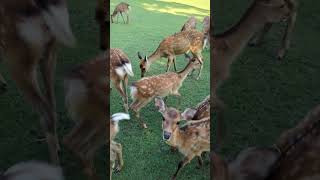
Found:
<box><xmin>115</xmin><ymin>66</ymin><xmax>126</xmax><ymax>78</ymax></box>
<box><xmin>111</xmin><ymin>113</ymin><xmax>130</xmax><ymax>122</ymax></box>
<box><xmin>17</xmin><ymin>17</ymin><xmax>46</xmax><ymax>47</ymax></box>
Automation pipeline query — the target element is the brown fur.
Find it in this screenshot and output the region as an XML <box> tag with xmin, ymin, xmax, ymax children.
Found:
<box><xmin>95</xmin><ymin>0</ymin><xmax>108</xmax><ymax>50</ymax></box>
<box><xmin>63</xmin><ymin>52</ymin><xmax>108</xmax><ymax>180</ymax></box>
<box><xmin>155</xmin><ymin>97</ymin><xmax>210</xmax><ymax>180</ymax></box>
<box><xmin>111</xmin><ymin>2</ymin><xmax>130</xmax><ymax>24</ymax></box>
<box><xmin>180</xmin><ymin>16</ymin><xmax>197</xmax><ymax>32</ymax></box>
<box><xmin>138</xmin><ymin>29</ymin><xmax>205</xmax><ymax>79</ymax></box>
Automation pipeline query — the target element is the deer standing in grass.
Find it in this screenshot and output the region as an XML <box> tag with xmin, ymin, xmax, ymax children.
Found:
<box><xmin>248</xmin><ymin>0</ymin><xmax>298</xmax><ymax>59</ymax></box>
<box><xmin>95</xmin><ymin>0</ymin><xmax>108</xmax><ymax>50</ymax></box>
<box><xmin>212</xmin><ymin>104</ymin><xmax>320</xmax><ymax>180</ymax></box>
<box><xmin>0</xmin><ymin>0</ymin><xmax>75</xmax><ymax>164</ymax></box>
<box><xmin>130</xmin><ymin>57</ymin><xmax>201</xmax><ymax>128</ymax></box>
<box><xmin>180</xmin><ymin>16</ymin><xmax>197</xmax><ymax>32</ymax></box>
<box><xmin>111</xmin><ymin>2</ymin><xmax>130</xmax><ymax>24</ymax></box>
<box><xmin>137</xmin><ymin>29</ymin><xmax>205</xmax><ymax>79</ymax></box>
<box><xmin>110</xmin><ymin>48</ymin><xmax>134</xmax><ymax>113</ymax></box>
<box><xmin>202</xmin><ymin>16</ymin><xmax>210</xmax><ymax>50</ymax></box>
<box><xmin>212</xmin><ymin>0</ymin><xmax>291</xmax><ymax>146</ymax></box>
<box><xmin>63</xmin><ymin>52</ymin><xmax>108</xmax><ymax>180</ymax></box>
<box><xmin>110</xmin><ymin>113</ymin><xmax>130</xmax><ymax>180</ymax></box>
<box><xmin>155</xmin><ymin>97</ymin><xmax>210</xmax><ymax>180</ymax></box>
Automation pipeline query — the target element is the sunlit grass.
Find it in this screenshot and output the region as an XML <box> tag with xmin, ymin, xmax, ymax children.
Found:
<box><xmin>158</xmin><ymin>0</ymin><xmax>210</xmax><ymax>11</ymax></box>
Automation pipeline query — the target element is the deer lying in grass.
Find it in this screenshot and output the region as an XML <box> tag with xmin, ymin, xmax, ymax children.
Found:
<box><xmin>137</xmin><ymin>29</ymin><xmax>205</xmax><ymax>79</ymax></box>
<box><xmin>155</xmin><ymin>97</ymin><xmax>210</xmax><ymax>180</ymax></box>
<box><xmin>212</xmin><ymin>104</ymin><xmax>320</xmax><ymax>180</ymax></box>
<box><xmin>110</xmin><ymin>113</ymin><xmax>130</xmax><ymax>180</ymax></box>
<box><xmin>130</xmin><ymin>57</ymin><xmax>201</xmax><ymax>128</ymax></box>
<box><xmin>180</xmin><ymin>16</ymin><xmax>197</xmax><ymax>32</ymax></box>
<box><xmin>248</xmin><ymin>0</ymin><xmax>298</xmax><ymax>59</ymax></box>
<box><xmin>181</xmin><ymin>95</ymin><xmax>210</xmax><ymax>121</ymax></box>
<box><xmin>63</xmin><ymin>52</ymin><xmax>108</xmax><ymax>180</ymax></box>
<box><xmin>0</xmin><ymin>161</ymin><xmax>64</xmax><ymax>180</ymax></box>
<box><xmin>212</xmin><ymin>0</ymin><xmax>291</xmax><ymax>146</ymax></box>
<box><xmin>0</xmin><ymin>0</ymin><xmax>75</xmax><ymax>164</ymax></box>
<box><xmin>110</xmin><ymin>48</ymin><xmax>134</xmax><ymax>113</ymax></box>
<box><xmin>95</xmin><ymin>0</ymin><xmax>108</xmax><ymax>50</ymax></box>
<box><xmin>111</xmin><ymin>2</ymin><xmax>130</xmax><ymax>24</ymax></box>
<box><xmin>202</xmin><ymin>16</ymin><xmax>210</xmax><ymax>50</ymax></box>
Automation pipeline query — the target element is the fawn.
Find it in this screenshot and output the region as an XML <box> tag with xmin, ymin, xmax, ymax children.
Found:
<box><xmin>0</xmin><ymin>161</ymin><xmax>64</xmax><ymax>180</ymax></box>
<box><xmin>202</xmin><ymin>16</ymin><xmax>210</xmax><ymax>50</ymax></box>
<box><xmin>155</xmin><ymin>97</ymin><xmax>210</xmax><ymax>180</ymax></box>
<box><xmin>110</xmin><ymin>113</ymin><xmax>130</xmax><ymax>180</ymax></box>
<box><xmin>0</xmin><ymin>0</ymin><xmax>75</xmax><ymax>164</ymax></box>
<box><xmin>63</xmin><ymin>52</ymin><xmax>108</xmax><ymax>180</ymax></box>
<box><xmin>137</xmin><ymin>29</ymin><xmax>205</xmax><ymax>79</ymax></box>
<box><xmin>180</xmin><ymin>16</ymin><xmax>197</xmax><ymax>32</ymax></box>
<box><xmin>181</xmin><ymin>95</ymin><xmax>210</xmax><ymax>121</ymax></box>
<box><xmin>212</xmin><ymin>0</ymin><xmax>291</xmax><ymax>146</ymax></box>
<box><xmin>111</xmin><ymin>2</ymin><xmax>130</xmax><ymax>24</ymax></box>
<box><xmin>95</xmin><ymin>0</ymin><xmax>108</xmax><ymax>50</ymax></box>
<box><xmin>130</xmin><ymin>57</ymin><xmax>201</xmax><ymax>128</ymax></box>
<box><xmin>212</xmin><ymin>104</ymin><xmax>320</xmax><ymax>180</ymax></box>
<box><xmin>248</xmin><ymin>0</ymin><xmax>298</xmax><ymax>59</ymax></box>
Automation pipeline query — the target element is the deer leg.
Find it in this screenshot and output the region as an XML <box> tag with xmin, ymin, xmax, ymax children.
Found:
<box><xmin>126</xmin><ymin>13</ymin><xmax>129</xmax><ymax>24</ymax></box>
<box><xmin>0</xmin><ymin>72</ymin><xmax>7</xmax><ymax>95</ymax></box>
<box><xmin>130</xmin><ymin>100</ymin><xmax>148</xmax><ymax>128</ymax></box>
<box><xmin>166</xmin><ymin>57</ymin><xmax>173</xmax><ymax>72</ymax></box>
<box><xmin>123</xmin><ymin>75</ymin><xmax>129</xmax><ymax>113</ymax></box>
<box><xmin>116</xmin><ymin>13</ymin><xmax>119</xmax><ymax>23</ymax></box>
<box><xmin>112</xmin><ymin>141</ymin><xmax>124</xmax><ymax>172</ymax></box>
<box><xmin>196</xmin><ymin>156</ymin><xmax>203</xmax><ymax>169</ymax></box>
<box><xmin>120</xmin><ymin>12</ymin><xmax>125</xmax><ymax>24</ymax></box>
<box><xmin>196</xmin><ymin>62</ymin><xmax>203</xmax><ymax>80</ymax></box>
<box><xmin>173</xmin><ymin>57</ymin><xmax>177</xmax><ymax>72</ymax></box>
<box><xmin>114</xmin><ymin>79</ymin><xmax>128</xmax><ymax>113</ymax></box>
<box><xmin>172</xmin><ymin>155</ymin><xmax>193</xmax><ymax>180</ymax></box>
<box><xmin>248</xmin><ymin>23</ymin><xmax>273</xmax><ymax>46</ymax></box>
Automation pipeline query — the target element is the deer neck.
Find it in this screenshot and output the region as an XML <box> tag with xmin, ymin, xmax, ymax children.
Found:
<box><xmin>147</xmin><ymin>49</ymin><xmax>162</xmax><ymax>65</ymax></box>
<box><xmin>177</xmin><ymin>62</ymin><xmax>194</xmax><ymax>80</ymax></box>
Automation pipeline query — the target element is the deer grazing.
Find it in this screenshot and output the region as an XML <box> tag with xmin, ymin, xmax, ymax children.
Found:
<box><xmin>248</xmin><ymin>0</ymin><xmax>298</xmax><ymax>59</ymax></box>
<box><xmin>202</xmin><ymin>16</ymin><xmax>210</xmax><ymax>49</ymax></box>
<box><xmin>130</xmin><ymin>57</ymin><xmax>201</xmax><ymax>128</ymax></box>
<box><xmin>63</xmin><ymin>52</ymin><xmax>108</xmax><ymax>180</ymax></box>
<box><xmin>0</xmin><ymin>161</ymin><xmax>64</xmax><ymax>180</ymax></box>
<box><xmin>95</xmin><ymin>0</ymin><xmax>108</xmax><ymax>50</ymax></box>
<box><xmin>155</xmin><ymin>97</ymin><xmax>210</xmax><ymax>180</ymax></box>
<box><xmin>212</xmin><ymin>104</ymin><xmax>320</xmax><ymax>180</ymax></box>
<box><xmin>180</xmin><ymin>16</ymin><xmax>197</xmax><ymax>32</ymax></box>
<box><xmin>110</xmin><ymin>113</ymin><xmax>130</xmax><ymax>180</ymax></box>
<box><xmin>110</xmin><ymin>48</ymin><xmax>134</xmax><ymax>113</ymax></box>
<box><xmin>111</xmin><ymin>2</ymin><xmax>130</xmax><ymax>24</ymax></box>
<box><xmin>137</xmin><ymin>29</ymin><xmax>205</xmax><ymax>79</ymax></box>
<box><xmin>0</xmin><ymin>0</ymin><xmax>75</xmax><ymax>164</ymax></box>
<box><xmin>212</xmin><ymin>0</ymin><xmax>291</xmax><ymax>145</ymax></box>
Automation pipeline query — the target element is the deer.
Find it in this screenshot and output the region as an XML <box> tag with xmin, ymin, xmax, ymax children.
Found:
<box><xmin>154</xmin><ymin>97</ymin><xmax>210</xmax><ymax>180</ymax></box>
<box><xmin>248</xmin><ymin>0</ymin><xmax>298</xmax><ymax>59</ymax></box>
<box><xmin>111</xmin><ymin>2</ymin><xmax>130</xmax><ymax>24</ymax></box>
<box><xmin>137</xmin><ymin>29</ymin><xmax>206</xmax><ymax>79</ymax></box>
<box><xmin>212</xmin><ymin>0</ymin><xmax>291</xmax><ymax>147</ymax></box>
<box><xmin>202</xmin><ymin>16</ymin><xmax>210</xmax><ymax>50</ymax></box>
<box><xmin>180</xmin><ymin>16</ymin><xmax>197</xmax><ymax>32</ymax></box>
<box><xmin>95</xmin><ymin>0</ymin><xmax>108</xmax><ymax>50</ymax></box>
<box><xmin>212</xmin><ymin>104</ymin><xmax>320</xmax><ymax>180</ymax></box>
<box><xmin>110</xmin><ymin>48</ymin><xmax>134</xmax><ymax>113</ymax></box>
<box><xmin>0</xmin><ymin>161</ymin><xmax>64</xmax><ymax>180</ymax></box>
<box><xmin>110</xmin><ymin>113</ymin><xmax>130</xmax><ymax>180</ymax></box>
<box><xmin>0</xmin><ymin>0</ymin><xmax>75</xmax><ymax>165</ymax></box>
<box><xmin>130</xmin><ymin>57</ymin><xmax>201</xmax><ymax>128</ymax></box>
<box><xmin>63</xmin><ymin>52</ymin><xmax>108</xmax><ymax>180</ymax></box>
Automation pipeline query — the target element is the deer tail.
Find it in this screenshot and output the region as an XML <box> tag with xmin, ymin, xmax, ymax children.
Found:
<box><xmin>111</xmin><ymin>113</ymin><xmax>130</xmax><ymax>122</ymax></box>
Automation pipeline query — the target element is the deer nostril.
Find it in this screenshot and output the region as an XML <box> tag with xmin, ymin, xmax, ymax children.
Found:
<box><xmin>163</xmin><ymin>131</ymin><xmax>171</xmax><ymax>140</ymax></box>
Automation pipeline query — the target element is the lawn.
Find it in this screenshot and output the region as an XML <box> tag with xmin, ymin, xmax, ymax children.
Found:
<box><xmin>213</xmin><ymin>0</ymin><xmax>320</xmax><ymax>158</ymax></box>
<box><xmin>111</xmin><ymin>0</ymin><xmax>210</xmax><ymax>179</ymax></box>
<box><xmin>0</xmin><ymin>0</ymin><xmax>106</xmax><ymax>179</ymax></box>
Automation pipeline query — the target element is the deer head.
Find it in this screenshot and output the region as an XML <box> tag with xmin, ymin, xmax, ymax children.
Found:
<box><xmin>255</xmin><ymin>0</ymin><xmax>291</xmax><ymax>23</ymax></box>
<box><xmin>137</xmin><ymin>52</ymin><xmax>150</xmax><ymax>78</ymax></box>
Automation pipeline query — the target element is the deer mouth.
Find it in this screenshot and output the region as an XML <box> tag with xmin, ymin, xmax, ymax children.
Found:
<box><xmin>163</xmin><ymin>131</ymin><xmax>172</xmax><ymax>141</ymax></box>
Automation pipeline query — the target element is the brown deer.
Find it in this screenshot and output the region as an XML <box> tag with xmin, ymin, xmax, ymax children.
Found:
<box><xmin>155</xmin><ymin>97</ymin><xmax>210</xmax><ymax>180</ymax></box>
<box><xmin>95</xmin><ymin>0</ymin><xmax>108</xmax><ymax>50</ymax></box>
<box><xmin>110</xmin><ymin>48</ymin><xmax>134</xmax><ymax>113</ymax></box>
<box><xmin>0</xmin><ymin>161</ymin><xmax>64</xmax><ymax>180</ymax></box>
<box><xmin>212</xmin><ymin>104</ymin><xmax>320</xmax><ymax>180</ymax></box>
<box><xmin>130</xmin><ymin>57</ymin><xmax>201</xmax><ymax>128</ymax></box>
<box><xmin>248</xmin><ymin>0</ymin><xmax>298</xmax><ymax>59</ymax></box>
<box><xmin>0</xmin><ymin>0</ymin><xmax>75</xmax><ymax>164</ymax></box>
<box><xmin>110</xmin><ymin>113</ymin><xmax>130</xmax><ymax>180</ymax></box>
<box><xmin>180</xmin><ymin>16</ymin><xmax>197</xmax><ymax>32</ymax></box>
<box><xmin>202</xmin><ymin>16</ymin><xmax>210</xmax><ymax>50</ymax></box>
<box><xmin>111</xmin><ymin>2</ymin><xmax>130</xmax><ymax>24</ymax></box>
<box><xmin>63</xmin><ymin>52</ymin><xmax>108</xmax><ymax>180</ymax></box>
<box><xmin>137</xmin><ymin>29</ymin><xmax>205</xmax><ymax>79</ymax></box>
<box><xmin>212</xmin><ymin>0</ymin><xmax>291</xmax><ymax>146</ymax></box>
<box><xmin>181</xmin><ymin>95</ymin><xmax>210</xmax><ymax>121</ymax></box>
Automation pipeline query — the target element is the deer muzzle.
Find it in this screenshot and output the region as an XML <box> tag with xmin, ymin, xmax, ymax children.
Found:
<box><xmin>163</xmin><ymin>131</ymin><xmax>172</xmax><ymax>141</ymax></box>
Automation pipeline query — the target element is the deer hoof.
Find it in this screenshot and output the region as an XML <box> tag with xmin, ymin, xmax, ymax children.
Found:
<box><xmin>114</xmin><ymin>165</ymin><xmax>123</xmax><ymax>173</ymax></box>
<box><xmin>142</xmin><ymin>123</ymin><xmax>148</xmax><ymax>129</ymax></box>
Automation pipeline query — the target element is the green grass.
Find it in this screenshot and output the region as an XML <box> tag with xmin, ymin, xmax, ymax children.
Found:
<box><xmin>214</xmin><ymin>0</ymin><xmax>320</xmax><ymax>157</ymax></box>
<box><xmin>111</xmin><ymin>0</ymin><xmax>210</xmax><ymax>179</ymax></box>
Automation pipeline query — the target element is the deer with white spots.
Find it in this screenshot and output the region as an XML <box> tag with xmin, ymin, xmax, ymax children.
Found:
<box><xmin>130</xmin><ymin>57</ymin><xmax>201</xmax><ymax>128</ymax></box>
<box><xmin>0</xmin><ymin>0</ymin><xmax>75</xmax><ymax>164</ymax></box>
<box><xmin>110</xmin><ymin>113</ymin><xmax>130</xmax><ymax>180</ymax></box>
<box><xmin>111</xmin><ymin>2</ymin><xmax>130</xmax><ymax>24</ymax></box>
<box><xmin>63</xmin><ymin>52</ymin><xmax>108</xmax><ymax>180</ymax></box>
<box><xmin>110</xmin><ymin>48</ymin><xmax>134</xmax><ymax>113</ymax></box>
<box><xmin>155</xmin><ymin>97</ymin><xmax>210</xmax><ymax>180</ymax></box>
<box><xmin>180</xmin><ymin>16</ymin><xmax>197</xmax><ymax>32</ymax></box>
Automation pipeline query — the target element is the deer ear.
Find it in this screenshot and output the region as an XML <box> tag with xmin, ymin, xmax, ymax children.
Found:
<box><xmin>144</xmin><ymin>56</ymin><xmax>148</xmax><ymax>63</ymax></box>
<box><xmin>137</xmin><ymin>52</ymin><xmax>143</xmax><ymax>59</ymax></box>
<box><xmin>181</xmin><ymin>108</ymin><xmax>197</xmax><ymax>120</ymax></box>
<box><xmin>155</xmin><ymin>97</ymin><xmax>166</xmax><ymax>113</ymax></box>
<box><xmin>212</xmin><ymin>152</ymin><xmax>229</xmax><ymax>180</ymax></box>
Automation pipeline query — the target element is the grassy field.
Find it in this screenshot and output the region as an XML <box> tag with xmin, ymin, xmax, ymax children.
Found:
<box><xmin>0</xmin><ymin>1</ymin><xmax>106</xmax><ymax>179</ymax></box>
<box><xmin>213</xmin><ymin>0</ymin><xmax>320</xmax><ymax>158</ymax></box>
<box><xmin>111</xmin><ymin>0</ymin><xmax>210</xmax><ymax>179</ymax></box>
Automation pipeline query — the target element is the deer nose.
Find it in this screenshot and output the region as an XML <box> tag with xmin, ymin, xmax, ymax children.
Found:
<box><xmin>163</xmin><ymin>131</ymin><xmax>171</xmax><ymax>140</ymax></box>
